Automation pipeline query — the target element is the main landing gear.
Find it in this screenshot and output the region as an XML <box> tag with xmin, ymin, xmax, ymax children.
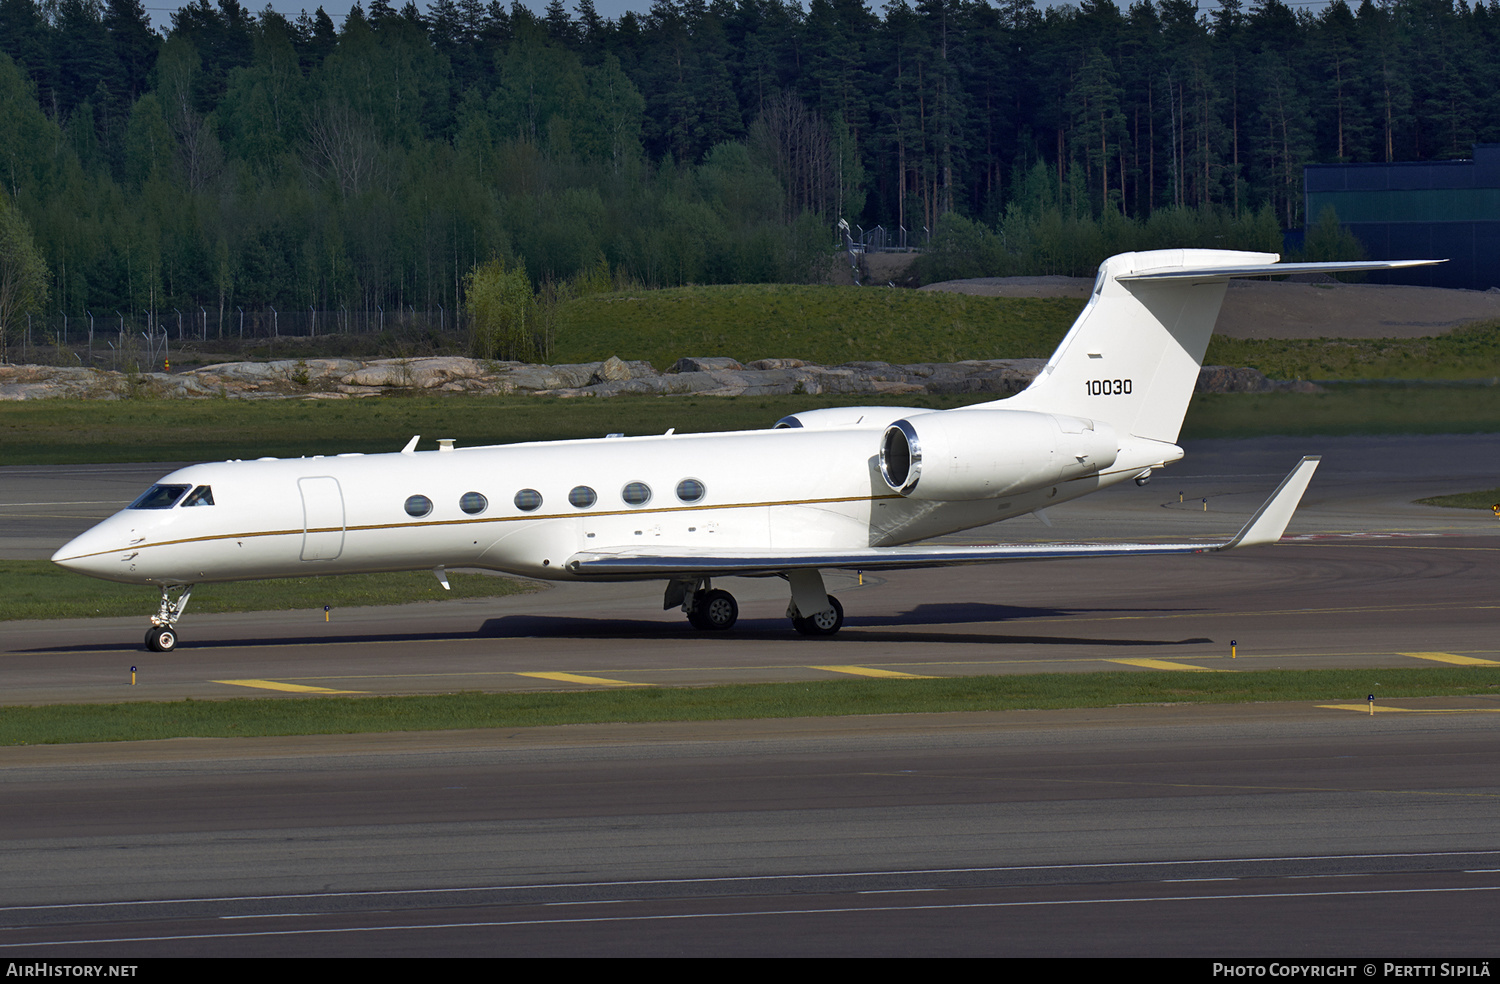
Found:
<box><xmin>668</xmin><ymin>573</ymin><xmax>845</xmax><ymax>636</ymax></box>
<box><xmin>791</xmin><ymin>595</ymin><xmax>843</xmax><ymax>636</ymax></box>
<box><xmin>688</xmin><ymin>587</ymin><xmax>739</xmax><ymax>631</ymax></box>
<box><xmin>144</xmin><ymin>584</ymin><xmax>194</xmax><ymax>652</ymax></box>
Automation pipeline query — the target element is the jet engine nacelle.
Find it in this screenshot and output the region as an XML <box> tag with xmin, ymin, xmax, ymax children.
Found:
<box><xmin>879</xmin><ymin>408</ymin><xmax>1119</xmax><ymax>500</ymax></box>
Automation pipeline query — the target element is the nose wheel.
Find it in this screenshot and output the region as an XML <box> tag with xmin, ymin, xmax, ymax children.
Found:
<box><xmin>144</xmin><ymin>584</ymin><xmax>194</xmax><ymax>652</ymax></box>
<box><xmin>145</xmin><ymin>625</ymin><xmax>178</xmax><ymax>652</ymax></box>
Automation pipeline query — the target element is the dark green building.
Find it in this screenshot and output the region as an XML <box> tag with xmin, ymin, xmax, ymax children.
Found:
<box><xmin>1304</xmin><ymin>144</ymin><xmax>1500</xmax><ymax>290</ymax></box>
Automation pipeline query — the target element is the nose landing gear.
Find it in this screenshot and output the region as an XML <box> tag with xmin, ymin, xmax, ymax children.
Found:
<box><xmin>145</xmin><ymin>584</ymin><xmax>194</xmax><ymax>652</ymax></box>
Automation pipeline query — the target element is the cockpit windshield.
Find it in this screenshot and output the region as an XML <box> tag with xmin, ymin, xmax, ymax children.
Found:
<box><xmin>182</xmin><ymin>485</ymin><xmax>214</xmax><ymax>507</ymax></box>
<box><xmin>127</xmin><ymin>484</ymin><xmax>192</xmax><ymax>510</ymax></box>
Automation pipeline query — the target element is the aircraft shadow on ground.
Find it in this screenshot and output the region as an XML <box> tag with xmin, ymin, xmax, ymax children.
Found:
<box><xmin>464</xmin><ymin>603</ymin><xmax>1214</xmax><ymax>648</ymax></box>
<box><xmin>26</xmin><ymin>604</ymin><xmax>1211</xmax><ymax>653</ymax></box>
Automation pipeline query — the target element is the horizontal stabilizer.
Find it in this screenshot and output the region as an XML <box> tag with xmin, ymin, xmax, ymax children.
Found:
<box><xmin>566</xmin><ymin>457</ymin><xmax>1321</xmax><ymax>577</ymax></box>
<box><xmin>989</xmin><ymin>251</ymin><xmax>1443</xmax><ymax>447</ymax></box>
<box><xmin>1119</xmin><ymin>259</ymin><xmax>1443</xmax><ymax>283</ymax></box>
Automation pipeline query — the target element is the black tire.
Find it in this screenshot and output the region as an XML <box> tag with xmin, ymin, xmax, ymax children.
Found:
<box><xmin>688</xmin><ymin>589</ymin><xmax>738</xmax><ymax>631</ymax></box>
<box><xmin>793</xmin><ymin>596</ymin><xmax>843</xmax><ymax>637</ymax></box>
<box><xmin>145</xmin><ymin>626</ymin><xmax>177</xmax><ymax>652</ymax></box>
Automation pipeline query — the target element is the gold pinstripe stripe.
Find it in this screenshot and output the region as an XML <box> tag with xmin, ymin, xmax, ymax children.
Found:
<box><xmin>56</xmin><ymin>492</ymin><xmax>910</xmax><ymax>562</ymax></box>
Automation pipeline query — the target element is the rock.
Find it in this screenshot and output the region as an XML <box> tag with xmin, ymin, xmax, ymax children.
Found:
<box><xmin>671</xmin><ymin>356</ymin><xmax>744</xmax><ymax>373</ymax></box>
<box><xmin>504</xmin><ymin>364</ymin><xmax>594</xmax><ymax>390</ymax></box>
<box><xmin>1196</xmin><ymin>366</ymin><xmax>1275</xmax><ymax>394</ymax></box>
<box><xmin>592</xmin><ymin>355</ymin><xmax>633</xmax><ymax>382</ymax></box>
<box><xmin>405</xmin><ymin>357</ymin><xmax>486</xmax><ymax>388</ymax></box>
<box><xmin>0</xmin><ymin>356</ymin><xmax>1314</xmax><ymax>402</ymax></box>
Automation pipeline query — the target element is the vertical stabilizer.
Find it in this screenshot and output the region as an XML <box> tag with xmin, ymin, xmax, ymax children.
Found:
<box><xmin>987</xmin><ymin>249</ymin><xmax>1277</xmax><ymax>443</ymax></box>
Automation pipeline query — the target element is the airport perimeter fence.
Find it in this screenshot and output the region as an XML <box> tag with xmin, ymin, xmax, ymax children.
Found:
<box><xmin>4</xmin><ymin>306</ymin><xmax>456</xmax><ymax>370</ymax></box>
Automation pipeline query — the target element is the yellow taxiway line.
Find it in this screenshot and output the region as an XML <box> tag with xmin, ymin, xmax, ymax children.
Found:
<box><xmin>813</xmin><ymin>665</ymin><xmax>937</xmax><ymax>679</ymax></box>
<box><xmin>212</xmin><ymin>679</ymin><xmax>366</xmax><ymax>694</ymax></box>
<box><xmin>515</xmin><ymin>671</ymin><xmax>650</xmax><ymax>687</ymax></box>
<box><xmin>1399</xmin><ymin>652</ymin><xmax>1500</xmax><ymax>666</ymax></box>
<box><xmin>1106</xmin><ymin>658</ymin><xmax>1223</xmax><ymax>672</ymax></box>
<box><xmin>1319</xmin><ymin>704</ymin><xmax>1500</xmax><ymax>714</ymax></box>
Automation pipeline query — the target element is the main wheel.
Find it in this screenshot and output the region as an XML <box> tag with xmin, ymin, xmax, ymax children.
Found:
<box><xmin>145</xmin><ymin>625</ymin><xmax>177</xmax><ymax>652</ymax></box>
<box><xmin>688</xmin><ymin>589</ymin><xmax>738</xmax><ymax>631</ymax></box>
<box><xmin>792</xmin><ymin>595</ymin><xmax>843</xmax><ymax>637</ymax></box>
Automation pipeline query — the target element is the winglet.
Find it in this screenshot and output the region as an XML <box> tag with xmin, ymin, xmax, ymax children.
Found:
<box><xmin>401</xmin><ymin>435</ymin><xmax>420</xmax><ymax>455</ymax></box>
<box><xmin>1218</xmin><ymin>456</ymin><xmax>1321</xmax><ymax>550</ymax></box>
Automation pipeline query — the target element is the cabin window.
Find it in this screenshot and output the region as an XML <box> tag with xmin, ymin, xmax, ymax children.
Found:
<box><xmin>622</xmin><ymin>482</ymin><xmax>651</xmax><ymax>506</ymax></box>
<box><xmin>404</xmin><ymin>495</ymin><xmax>433</xmax><ymax>517</ymax></box>
<box><xmin>460</xmin><ymin>492</ymin><xmax>487</xmax><ymax>514</ymax></box>
<box><xmin>676</xmin><ymin>479</ymin><xmax>706</xmax><ymax>503</ymax></box>
<box><xmin>514</xmin><ymin>489</ymin><xmax>542</xmax><ymax>512</ymax></box>
<box><xmin>128</xmin><ymin>484</ymin><xmax>191</xmax><ymax>510</ymax></box>
<box><xmin>182</xmin><ymin>486</ymin><xmax>215</xmax><ymax>507</ymax></box>
<box><xmin>568</xmin><ymin>486</ymin><xmax>597</xmax><ymax>508</ymax></box>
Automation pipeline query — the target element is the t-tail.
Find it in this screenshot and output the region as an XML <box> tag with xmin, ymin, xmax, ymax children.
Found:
<box><xmin>986</xmin><ymin>249</ymin><xmax>1443</xmax><ymax>445</ymax></box>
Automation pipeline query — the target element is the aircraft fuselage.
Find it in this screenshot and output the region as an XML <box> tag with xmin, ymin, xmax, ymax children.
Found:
<box><xmin>53</xmin><ymin>420</ymin><xmax>1148</xmax><ymax>588</ymax></box>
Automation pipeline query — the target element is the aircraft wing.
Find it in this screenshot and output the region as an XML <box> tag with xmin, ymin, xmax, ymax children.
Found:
<box><xmin>566</xmin><ymin>457</ymin><xmax>1320</xmax><ymax>578</ymax></box>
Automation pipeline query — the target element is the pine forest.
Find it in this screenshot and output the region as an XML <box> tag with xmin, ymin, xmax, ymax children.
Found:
<box><xmin>2</xmin><ymin>0</ymin><xmax>1497</xmax><ymax>337</ymax></box>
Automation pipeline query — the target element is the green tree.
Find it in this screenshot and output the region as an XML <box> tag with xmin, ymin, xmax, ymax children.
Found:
<box><xmin>1299</xmin><ymin>204</ymin><xmax>1365</xmax><ymax>273</ymax></box>
<box><xmin>0</xmin><ymin>193</ymin><xmax>49</xmax><ymax>359</ymax></box>
<box><xmin>465</xmin><ymin>256</ymin><xmax>536</xmax><ymax>360</ymax></box>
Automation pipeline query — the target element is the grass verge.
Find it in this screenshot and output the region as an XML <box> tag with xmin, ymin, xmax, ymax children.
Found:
<box><xmin>2</xmin><ymin>668</ymin><xmax>1496</xmax><ymax>746</ymax></box>
<box><xmin>553</xmin><ymin>285</ymin><xmax>1080</xmax><ymax>368</ymax></box>
<box><xmin>1181</xmin><ymin>386</ymin><xmax>1500</xmax><ymax>439</ymax></box>
<box><xmin>1204</xmin><ymin>319</ymin><xmax>1500</xmax><ymax>380</ymax></box>
<box><xmin>0</xmin><ymin>393</ymin><xmax>976</xmax><ymax>465</ymax></box>
<box><xmin>559</xmin><ymin>288</ymin><xmax>1500</xmax><ymax>381</ymax></box>
<box><xmin>5</xmin><ymin>387</ymin><xmax>1500</xmax><ymax>467</ymax></box>
<box><xmin>4</xmin><ymin>563</ymin><xmax>535</xmax><ymax>622</ymax></box>
<box><xmin>1416</xmin><ymin>488</ymin><xmax>1500</xmax><ymax>510</ymax></box>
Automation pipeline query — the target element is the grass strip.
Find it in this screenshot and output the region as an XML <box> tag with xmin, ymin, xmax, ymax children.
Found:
<box><xmin>553</xmin><ymin>285</ymin><xmax>1080</xmax><ymax>368</ymax></box>
<box><xmin>129</xmin><ymin>285</ymin><xmax>1500</xmax><ymax>383</ymax></box>
<box><xmin>2</xmin><ymin>668</ymin><xmax>1496</xmax><ymax>746</ymax></box>
<box><xmin>5</xmin><ymin>387</ymin><xmax>1500</xmax><ymax>467</ymax></box>
<box><xmin>4</xmin><ymin>563</ymin><xmax>535</xmax><ymax>622</ymax></box>
<box><xmin>1181</xmin><ymin>386</ymin><xmax>1500</xmax><ymax>439</ymax></box>
<box><xmin>1416</xmin><ymin>488</ymin><xmax>1500</xmax><ymax>510</ymax></box>
<box><xmin>1204</xmin><ymin>319</ymin><xmax>1500</xmax><ymax>381</ymax></box>
<box><xmin>0</xmin><ymin>393</ymin><xmax>976</xmax><ymax>465</ymax></box>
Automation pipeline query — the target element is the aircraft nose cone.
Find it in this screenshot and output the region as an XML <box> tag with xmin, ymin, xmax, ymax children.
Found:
<box><xmin>51</xmin><ymin>536</ymin><xmax>86</xmax><ymax>568</ymax></box>
<box><xmin>52</xmin><ymin>528</ymin><xmax>125</xmax><ymax>579</ymax></box>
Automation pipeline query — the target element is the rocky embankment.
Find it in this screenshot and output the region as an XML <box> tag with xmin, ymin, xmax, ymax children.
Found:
<box><xmin>0</xmin><ymin>355</ymin><xmax>1304</xmax><ymax>401</ymax></box>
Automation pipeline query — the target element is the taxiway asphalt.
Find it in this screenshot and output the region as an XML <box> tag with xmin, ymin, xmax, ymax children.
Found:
<box><xmin>1</xmin><ymin>435</ymin><xmax>1498</xmax><ymax>956</ymax></box>
<box><xmin>2</xmin><ymin>707</ymin><xmax>1498</xmax><ymax>956</ymax></box>
<box><xmin>3</xmin><ymin>435</ymin><xmax>1498</xmax><ymax>704</ymax></box>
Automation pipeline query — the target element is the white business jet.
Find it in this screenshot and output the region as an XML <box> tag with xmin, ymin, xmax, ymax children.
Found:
<box><xmin>54</xmin><ymin>249</ymin><xmax>1437</xmax><ymax>652</ymax></box>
